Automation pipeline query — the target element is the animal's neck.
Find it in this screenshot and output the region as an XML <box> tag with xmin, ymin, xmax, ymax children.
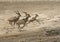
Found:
<box><xmin>17</xmin><ymin>15</ymin><xmax>20</xmax><ymax>20</ymax></box>
<box><xmin>24</xmin><ymin>17</ymin><xmax>29</xmax><ymax>22</ymax></box>
<box><xmin>35</xmin><ymin>16</ymin><xmax>37</xmax><ymax>19</ymax></box>
<box><xmin>26</xmin><ymin>16</ymin><xmax>29</xmax><ymax>20</ymax></box>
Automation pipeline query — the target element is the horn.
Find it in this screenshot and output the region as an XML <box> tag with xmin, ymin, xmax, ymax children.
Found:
<box><xmin>14</xmin><ymin>10</ymin><xmax>21</xmax><ymax>16</ymax></box>
<box><xmin>23</xmin><ymin>11</ymin><xmax>27</xmax><ymax>14</ymax></box>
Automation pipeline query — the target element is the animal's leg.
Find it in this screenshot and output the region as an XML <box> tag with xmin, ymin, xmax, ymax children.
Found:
<box><xmin>9</xmin><ymin>21</ymin><xmax>10</xmax><ymax>24</ymax></box>
<box><xmin>19</xmin><ymin>24</ymin><xmax>26</xmax><ymax>32</ymax></box>
<box><xmin>12</xmin><ymin>22</ymin><xmax>15</xmax><ymax>28</ymax></box>
<box><xmin>16</xmin><ymin>24</ymin><xmax>20</xmax><ymax>31</ymax></box>
<box><xmin>18</xmin><ymin>25</ymin><xmax>20</xmax><ymax>29</ymax></box>
<box><xmin>17</xmin><ymin>25</ymin><xmax>21</xmax><ymax>31</ymax></box>
<box><xmin>21</xmin><ymin>24</ymin><xmax>25</xmax><ymax>29</ymax></box>
<box><xmin>28</xmin><ymin>21</ymin><xmax>31</xmax><ymax>23</ymax></box>
<box><xmin>18</xmin><ymin>25</ymin><xmax>24</xmax><ymax>32</ymax></box>
<box><xmin>9</xmin><ymin>22</ymin><xmax>12</xmax><ymax>26</ymax></box>
<box><xmin>14</xmin><ymin>22</ymin><xmax>15</xmax><ymax>25</ymax></box>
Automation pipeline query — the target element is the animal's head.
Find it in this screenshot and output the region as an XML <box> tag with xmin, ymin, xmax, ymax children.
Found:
<box><xmin>35</xmin><ymin>14</ymin><xmax>39</xmax><ymax>17</ymax></box>
<box><xmin>15</xmin><ymin>10</ymin><xmax>21</xmax><ymax>17</ymax></box>
<box><xmin>27</xmin><ymin>14</ymin><xmax>31</xmax><ymax>18</ymax></box>
<box><xmin>23</xmin><ymin>12</ymin><xmax>31</xmax><ymax>18</ymax></box>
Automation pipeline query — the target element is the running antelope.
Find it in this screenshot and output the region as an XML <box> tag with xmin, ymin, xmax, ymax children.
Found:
<box><xmin>8</xmin><ymin>10</ymin><xmax>21</xmax><ymax>26</ymax></box>
<box><xmin>16</xmin><ymin>12</ymin><xmax>31</xmax><ymax>30</ymax></box>
<box><xmin>28</xmin><ymin>14</ymin><xmax>40</xmax><ymax>24</ymax></box>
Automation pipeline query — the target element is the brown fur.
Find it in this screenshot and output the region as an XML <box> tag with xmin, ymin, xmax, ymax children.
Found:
<box><xmin>16</xmin><ymin>12</ymin><xmax>31</xmax><ymax>30</ymax></box>
<box><xmin>8</xmin><ymin>10</ymin><xmax>21</xmax><ymax>26</ymax></box>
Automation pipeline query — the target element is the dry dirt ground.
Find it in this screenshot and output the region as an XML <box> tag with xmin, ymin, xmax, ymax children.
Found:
<box><xmin>0</xmin><ymin>1</ymin><xmax>60</xmax><ymax>42</ymax></box>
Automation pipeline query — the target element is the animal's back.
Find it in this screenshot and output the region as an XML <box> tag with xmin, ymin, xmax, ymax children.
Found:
<box><xmin>8</xmin><ymin>16</ymin><xmax>19</xmax><ymax>22</ymax></box>
<box><xmin>16</xmin><ymin>20</ymin><xmax>25</xmax><ymax>25</ymax></box>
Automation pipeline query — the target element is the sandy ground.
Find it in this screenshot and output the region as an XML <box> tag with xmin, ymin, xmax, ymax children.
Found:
<box><xmin>0</xmin><ymin>1</ymin><xmax>60</xmax><ymax>42</ymax></box>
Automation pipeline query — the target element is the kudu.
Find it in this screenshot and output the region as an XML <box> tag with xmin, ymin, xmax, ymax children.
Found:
<box><xmin>8</xmin><ymin>10</ymin><xmax>21</xmax><ymax>26</ymax></box>
<box><xmin>16</xmin><ymin>12</ymin><xmax>31</xmax><ymax>30</ymax></box>
<box><xmin>28</xmin><ymin>14</ymin><xmax>40</xmax><ymax>24</ymax></box>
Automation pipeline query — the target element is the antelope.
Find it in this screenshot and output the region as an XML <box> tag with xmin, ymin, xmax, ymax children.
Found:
<box><xmin>8</xmin><ymin>10</ymin><xmax>21</xmax><ymax>26</ymax></box>
<box><xmin>16</xmin><ymin>12</ymin><xmax>31</xmax><ymax>30</ymax></box>
<box><xmin>28</xmin><ymin>14</ymin><xmax>40</xmax><ymax>24</ymax></box>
